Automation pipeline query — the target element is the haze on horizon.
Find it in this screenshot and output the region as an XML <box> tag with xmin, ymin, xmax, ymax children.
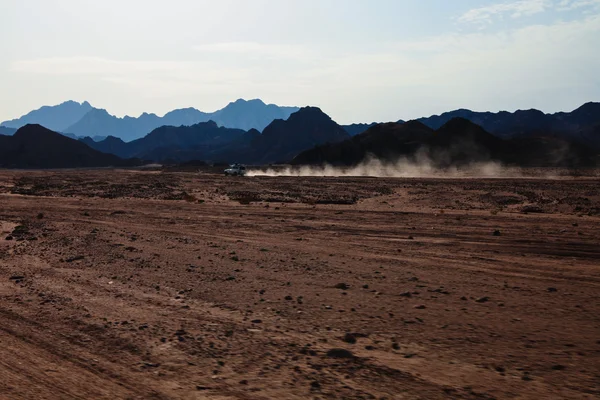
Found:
<box><xmin>1</xmin><ymin>0</ymin><xmax>599</xmax><ymax>125</ymax></box>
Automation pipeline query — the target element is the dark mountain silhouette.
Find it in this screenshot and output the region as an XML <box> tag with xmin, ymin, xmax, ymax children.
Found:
<box><xmin>82</xmin><ymin>121</ymin><xmax>247</xmax><ymax>160</ymax></box>
<box><xmin>80</xmin><ymin>136</ymin><xmax>129</xmax><ymax>159</ymax></box>
<box><xmin>65</xmin><ymin>99</ymin><xmax>299</xmax><ymax>142</ymax></box>
<box><xmin>292</xmin><ymin>121</ymin><xmax>433</xmax><ymax>165</ymax></box>
<box><xmin>417</xmin><ymin>102</ymin><xmax>600</xmax><ymax>148</ymax></box>
<box><xmin>1</xmin><ymin>101</ymin><xmax>93</xmax><ymax>132</ymax></box>
<box><xmin>82</xmin><ymin>107</ymin><xmax>350</xmax><ymax>164</ymax></box>
<box><xmin>243</xmin><ymin>107</ymin><xmax>351</xmax><ymax>164</ymax></box>
<box><xmin>342</xmin><ymin>123</ymin><xmax>379</xmax><ymax>136</ymax></box>
<box><xmin>0</xmin><ymin>126</ymin><xmax>17</xmax><ymax>136</ymax></box>
<box><xmin>293</xmin><ymin>118</ymin><xmax>598</xmax><ymax>167</ymax></box>
<box><xmin>0</xmin><ymin>124</ymin><xmax>140</xmax><ymax>168</ymax></box>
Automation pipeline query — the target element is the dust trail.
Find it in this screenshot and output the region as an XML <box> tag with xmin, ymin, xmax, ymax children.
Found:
<box><xmin>248</xmin><ymin>156</ymin><xmax>525</xmax><ymax>178</ymax></box>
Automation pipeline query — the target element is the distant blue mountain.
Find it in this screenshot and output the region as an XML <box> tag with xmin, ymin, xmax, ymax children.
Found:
<box><xmin>65</xmin><ymin>99</ymin><xmax>299</xmax><ymax>142</ymax></box>
<box><xmin>0</xmin><ymin>126</ymin><xmax>17</xmax><ymax>136</ymax></box>
<box><xmin>2</xmin><ymin>99</ymin><xmax>299</xmax><ymax>143</ymax></box>
<box><xmin>1</xmin><ymin>100</ymin><xmax>93</xmax><ymax>132</ymax></box>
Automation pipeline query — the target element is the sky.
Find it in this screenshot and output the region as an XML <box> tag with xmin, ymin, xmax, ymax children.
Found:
<box><xmin>1</xmin><ymin>0</ymin><xmax>599</xmax><ymax>124</ymax></box>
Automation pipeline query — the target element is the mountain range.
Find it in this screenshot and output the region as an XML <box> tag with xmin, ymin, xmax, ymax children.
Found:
<box><xmin>81</xmin><ymin>107</ymin><xmax>350</xmax><ymax>164</ymax></box>
<box><xmin>1</xmin><ymin>99</ymin><xmax>299</xmax><ymax>142</ymax></box>
<box><xmin>0</xmin><ymin>101</ymin><xmax>598</xmax><ymax>169</ymax></box>
<box><xmin>292</xmin><ymin>118</ymin><xmax>599</xmax><ymax>167</ymax></box>
<box><xmin>416</xmin><ymin>102</ymin><xmax>600</xmax><ymax>149</ymax></box>
<box><xmin>1</xmin><ymin>100</ymin><xmax>94</xmax><ymax>132</ymax></box>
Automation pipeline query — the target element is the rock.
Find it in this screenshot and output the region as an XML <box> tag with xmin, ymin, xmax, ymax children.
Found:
<box><xmin>310</xmin><ymin>381</ymin><xmax>321</xmax><ymax>390</ymax></box>
<box><xmin>362</xmin><ymin>284</ymin><xmax>369</xmax><ymax>289</ymax></box>
<box><xmin>334</xmin><ymin>283</ymin><xmax>350</xmax><ymax>290</ymax></box>
<box><xmin>493</xmin><ymin>230</ymin><xmax>501</xmax><ymax>236</ymax></box>
<box><xmin>326</xmin><ymin>348</ymin><xmax>354</xmax><ymax>359</ymax></box>
<box><xmin>239</xmin><ymin>380</ymin><xmax>248</xmax><ymax>385</ymax></box>
<box><xmin>547</xmin><ymin>287</ymin><xmax>558</xmax><ymax>293</ymax></box>
<box><xmin>284</xmin><ymin>295</ymin><xmax>293</xmax><ymax>301</ymax></box>
<box><xmin>65</xmin><ymin>255</ymin><xmax>85</xmax><ymax>263</ymax></box>
<box><xmin>5</xmin><ymin>236</ymin><xmax>13</xmax><ymax>241</ymax></box>
<box><xmin>521</xmin><ymin>205</ymin><xmax>543</xmax><ymax>214</ymax></box>
<box><xmin>196</xmin><ymin>386</ymin><xmax>210</xmax><ymax>391</ymax></box>
<box><xmin>9</xmin><ymin>275</ymin><xmax>25</xmax><ymax>280</ymax></box>
<box><xmin>400</xmin><ymin>292</ymin><xmax>412</xmax><ymax>298</ymax></box>
<box><xmin>476</xmin><ymin>297</ymin><xmax>490</xmax><ymax>303</ymax></box>
<box><xmin>414</xmin><ymin>305</ymin><xmax>427</xmax><ymax>309</ymax></box>
<box><xmin>251</xmin><ymin>319</ymin><xmax>263</xmax><ymax>324</ymax></box>
<box><xmin>342</xmin><ymin>333</ymin><xmax>357</xmax><ymax>344</ymax></box>
<box><xmin>552</xmin><ymin>364</ymin><xmax>566</xmax><ymax>371</ymax></box>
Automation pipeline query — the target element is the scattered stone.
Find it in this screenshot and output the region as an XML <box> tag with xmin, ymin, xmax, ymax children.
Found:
<box><xmin>284</xmin><ymin>295</ymin><xmax>293</xmax><ymax>301</ymax></box>
<box><xmin>239</xmin><ymin>380</ymin><xmax>248</xmax><ymax>385</ymax></box>
<box><xmin>400</xmin><ymin>292</ymin><xmax>412</xmax><ymax>298</ymax></box>
<box><xmin>5</xmin><ymin>236</ymin><xmax>13</xmax><ymax>241</ymax></box>
<box><xmin>196</xmin><ymin>386</ymin><xmax>210</xmax><ymax>391</ymax></box>
<box><xmin>493</xmin><ymin>230</ymin><xmax>501</xmax><ymax>236</ymax></box>
<box><xmin>310</xmin><ymin>381</ymin><xmax>321</xmax><ymax>390</ymax></box>
<box><xmin>362</xmin><ymin>284</ymin><xmax>369</xmax><ymax>289</ymax></box>
<box><xmin>251</xmin><ymin>319</ymin><xmax>263</xmax><ymax>324</ymax></box>
<box><xmin>552</xmin><ymin>365</ymin><xmax>566</xmax><ymax>371</ymax></box>
<box><xmin>326</xmin><ymin>348</ymin><xmax>354</xmax><ymax>359</ymax></box>
<box><xmin>547</xmin><ymin>287</ymin><xmax>558</xmax><ymax>293</ymax></box>
<box><xmin>65</xmin><ymin>255</ymin><xmax>85</xmax><ymax>263</ymax></box>
<box><xmin>334</xmin><ymin>283</ymin><xmax>349</xmax><ymax>290</ymax></box>
<box><xmin>342</xmin><ymin>333</ymin><xmax>357</xmax><ymax>344</ymax></box>
<box><xmin>414</xmin><ymin>305</ymin><xmax>427</xmax><ymax>309</ymax></box>
<box><xmin>476</xmin><ymin>297</ymin><xmax>490</xmax><ymax>303</ymax></box>
<box><xmin>9</xmin><ymin>275</ymin><xmax>25</xmax><ymax>281</ymax></box>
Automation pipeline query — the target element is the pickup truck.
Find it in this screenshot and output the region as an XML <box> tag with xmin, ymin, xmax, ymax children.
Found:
<box><xmin>224</xmin><ymin>164</ymin><xmax>247</xmax><ymax>176</ymax></box>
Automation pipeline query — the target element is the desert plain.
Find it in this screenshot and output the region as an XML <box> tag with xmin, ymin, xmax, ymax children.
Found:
<box><xmin>0</xmin><ymin>168</ymin><xmax>599</xmax><ymax>399</ymax></box>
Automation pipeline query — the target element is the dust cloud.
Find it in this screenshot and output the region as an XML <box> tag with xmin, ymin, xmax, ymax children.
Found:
<box><xmin>248</xmin><ymin>156</ymin><xmax>524</xmax><ymax>178</ymax></box>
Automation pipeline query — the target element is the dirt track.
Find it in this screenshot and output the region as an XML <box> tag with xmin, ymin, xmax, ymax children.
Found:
<box><xmin>1</xmin><ymin>169</ymin><xmax>599</xmax><ymax>399</ymax></box>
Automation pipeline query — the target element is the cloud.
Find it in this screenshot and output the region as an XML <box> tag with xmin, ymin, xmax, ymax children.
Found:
<box><xmin>193</xmin><ymin>42</ymin><xmax>311</xmax><ymax>60</ymax></box>
<box><xmin>458</xmin><ymin>0</ymin><xmax>552</xmax><ymax>24</ymax></box>
<box><xmin>9</xmin><ymin>14</ymin><xmax>600</xmax><ymax>120</ymax></box>
<box><xmin>556</xmin><ymin>0</ymin><xmax>600</xmax><ymax>10</ymax></box>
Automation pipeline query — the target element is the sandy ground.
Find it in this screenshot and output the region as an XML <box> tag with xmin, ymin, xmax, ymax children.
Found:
<box><xmin>0</xmin><ymin>169</ymin><xmax>599</xmax><ymax>400</ymax></box>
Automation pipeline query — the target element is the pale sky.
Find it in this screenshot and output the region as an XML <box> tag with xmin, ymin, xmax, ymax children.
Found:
<box><xmin>1</xmin><ymin>0</ymin><xmax>599</xmax><ymax>124</ymax></box>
